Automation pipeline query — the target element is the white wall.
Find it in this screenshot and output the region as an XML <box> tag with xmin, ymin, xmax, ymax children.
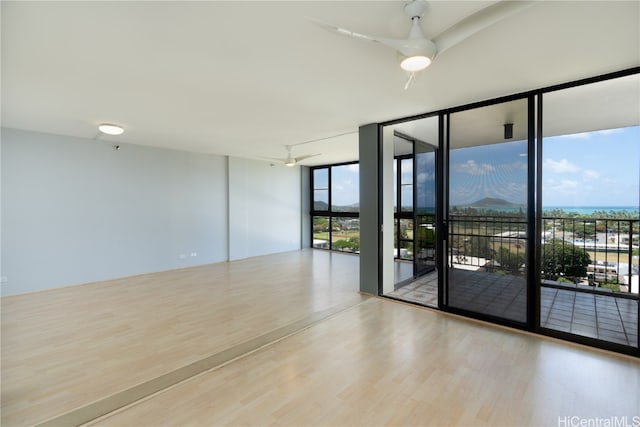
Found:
<box><xmin>228</xmin><ymin>157</ymin><xmax>301</xmax><ymax>260</ymax></box>
<box><xmin>1</xmin><ymin>128</ymin><xmax>302</xmax><ymax>295</ymax></box>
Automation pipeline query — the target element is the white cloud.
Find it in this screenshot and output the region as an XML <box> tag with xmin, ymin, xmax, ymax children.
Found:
<box><xmin>551</xmin><ymin>180</ymin><xmax>579</xmax><ymax>194</ymax></box>
<box><xmin>499</xmin><ymin>161</ymin><xmax>527</xmax><ymax>172</ymax></box>
<box><xmin>582</xmin><ymin>170</ymin><xmax>600</xmax><ymax>181</ymax></box>
<box><xmin>417</xmin><ymin>172</ymin><xmax>434</xmax><ymax>183</ymax></box>
<box><xmin>453</xmin><ymin>160</ymin><xmax>495</xmax><ymax>176</ymax></box>
<box><xmin>544</xmin><ymin>158</ymin><xmax>580</xmax><ymax>174</ymax></box>
<box><xmin>346</xmin><ymin>164</ymin><xmax>359</xmax><ymax>173</ymax></box>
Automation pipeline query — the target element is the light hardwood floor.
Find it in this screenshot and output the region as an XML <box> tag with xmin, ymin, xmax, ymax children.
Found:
<box><xmin>2</xmin><ymin>250</ymin><xmax>639</xmax><ymax>426</ymax></box>
<box><xmin>93</xmin><ymin>298</ymin><xmax>640</xmax><ymax>427</ymax></box>
<box><xmin>1</xmin><ymin>250</ymin><xmax>363</xmax><ymax>426</ymax></box>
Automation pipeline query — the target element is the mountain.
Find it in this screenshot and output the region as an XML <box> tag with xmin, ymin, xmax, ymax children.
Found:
<box><xmin>459</xmin><ymin>197</ymin><xmax>525</xmax><ymax>209</ymax></box>
<box><xmin>313</xmin><ymin>201</ymin><xmax>359</xmax><ymax>212</ymax></box>
<box><xmin>333</xmin><ymin>203</ymin><xmax>359</xmax><ymax>213</ymax></box>
<box><xmin>313</xmin><ymin>201</ymin><xmax>329</xmax><ymax>211</ymax></box>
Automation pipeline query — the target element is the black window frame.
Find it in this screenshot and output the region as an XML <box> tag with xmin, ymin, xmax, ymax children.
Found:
<box><xmin>310</xmin><ymin>161</ymin><xmax>360</xmax><ymax>252</ymax></box>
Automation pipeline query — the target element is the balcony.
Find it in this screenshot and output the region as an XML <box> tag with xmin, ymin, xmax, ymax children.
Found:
<box><xmin>390</xmin><ymin>215</ymin><xmax>639</xmax><ymax>348</ymax></box>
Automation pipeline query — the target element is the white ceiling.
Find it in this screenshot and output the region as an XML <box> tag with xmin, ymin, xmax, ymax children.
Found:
<box><xmin>2</xmin><ymin>1</ymin><xmax>639</xmax><ymax>166</ymax></box>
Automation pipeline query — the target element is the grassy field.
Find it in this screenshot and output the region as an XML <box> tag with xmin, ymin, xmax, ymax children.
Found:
<box><xmin>586</xmin><ymin>251</ymin><xmax>635</xmax><ymax>265</ymax></box>
<box><xmin>313</xmin><ymin>230</ymin><xmax>359</xmax><ymax>243</ymax></box>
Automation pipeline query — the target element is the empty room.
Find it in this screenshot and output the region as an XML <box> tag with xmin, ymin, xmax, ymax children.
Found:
<box><xmin>1</xmin><ymin>1</ymin><xmax>639</xmax><ymax>426</ymax></box>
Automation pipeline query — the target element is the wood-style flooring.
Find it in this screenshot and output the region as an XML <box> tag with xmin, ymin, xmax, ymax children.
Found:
<box><xmin>1</xmin><ymin>249</ymin><xmax>638</xmax><ymax>426</ymax></box>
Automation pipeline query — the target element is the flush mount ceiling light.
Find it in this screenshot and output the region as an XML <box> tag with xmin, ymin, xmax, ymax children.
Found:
<box><xmin>98</xmin><ymin>123</ymin><xmax>124</xmax><ymax>135</ymax></box>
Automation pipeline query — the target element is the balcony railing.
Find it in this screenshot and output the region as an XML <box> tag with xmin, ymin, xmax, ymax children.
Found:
<box><xmin>448</xmin><ymin>215</ymin><xmax>639</xmax><ymax>295</ymax></box>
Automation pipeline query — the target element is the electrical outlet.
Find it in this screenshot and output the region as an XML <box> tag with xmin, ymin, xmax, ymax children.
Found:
<box><xmin>190</xmin><ymin>252</ymin><xmax>197</xmax><ymax>257</ymax></box>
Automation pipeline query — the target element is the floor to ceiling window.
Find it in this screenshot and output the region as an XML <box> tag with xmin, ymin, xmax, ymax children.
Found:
<box><xmin>352</xmin><ymin>67</ymin><xmax>638</xmax><ymax>356</ymax></box>
<box><xmin>540</xmin><ymin>74</ymin><xmax>639</xmax><ymax>349</ymax></box>
<box><xmin>311</xmin><ymin>163</ymin><xmax>360</xmax><ymax>252</ymax></box>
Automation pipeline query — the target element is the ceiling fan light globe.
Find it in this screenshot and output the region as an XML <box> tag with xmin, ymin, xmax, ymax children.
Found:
<box><xmin>285</xmin><ymin>159</ymin><xmax>296</xmax><ymax>167</ymax></box>
<box><xmin>400</xmin><ymin>55</ymin><xmax>431</xmax><ymax>72</ymax></box>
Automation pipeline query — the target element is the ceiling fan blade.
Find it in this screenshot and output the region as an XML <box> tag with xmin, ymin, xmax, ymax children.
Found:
<box><xmin>258</xmin><ymin>156</ymin><xmax>287</xmax><ymax>163</ymax></box>
<box><xmin>433</xmin><ymin>1</ymin><xmax>537</xmax><ymax>57</ymax></box>
<box><xmin>309</xmin><ymin>18</ymin><xmax>416</xmax><ymax>55</ymax></box>
<box><xmin>307</xmin><ymin>18</ymin><xmax>377</xmax><ymax>42</ymax></box>
<box><xmin>295</xmin><ymin>154</ymin><xmax>321</xmax><ymax>163</ymax></box>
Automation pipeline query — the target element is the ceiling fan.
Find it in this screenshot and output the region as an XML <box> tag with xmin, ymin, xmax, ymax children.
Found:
<box><xmin>312</xmin><ymin>0</ymin><xmax>536</xmax><ymax>89</ymax></box>
<box><xmin>265</xmin><ymin>145</ymin><xmax>320</xmax><ymax>167</ymax></box>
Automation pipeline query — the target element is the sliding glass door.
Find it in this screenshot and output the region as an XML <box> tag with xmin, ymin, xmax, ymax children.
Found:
<box><xmin>446</xmin><ymin>98</ymin><xmax>530</xmax><ymax>324</ymax></box>
<box><xmin>385</xmin><ymin>118</ymin><xmax>440</xmax><ymax>307</ymax></box>
<box><xmin>362</xmin><ymin>69</ymin><xmax>639</xmax><ymax>356</ymax></box>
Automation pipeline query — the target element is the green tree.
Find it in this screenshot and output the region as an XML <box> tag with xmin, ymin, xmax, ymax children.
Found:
<box><xmin>313</xmin><ymin>217</ymin><xmax>329</xmax><ymax>232</ymax></box>
<box><xmin>542</xmin><ymin>239</ymin><xmax>591</xmax><ymax>282</ymax></box>
<box><xmin>495</xmin><ymin>247</ymin><xmax>525</xmax><ymax>275</ymax></box>
<box><xmin>332</xmin><ymin>239</ymin><xmax>359</xmax><ymax>252</ymax></box>
<box><xmin>349</xmin><ymin>236</ymin><xmax>360</xmax><ymax>250</ymax></box>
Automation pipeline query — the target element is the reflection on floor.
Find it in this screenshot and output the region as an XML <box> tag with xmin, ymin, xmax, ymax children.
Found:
<box><xmin>388</xmin><ymin>270</ymin><xmax>438</xmax><ymax>307</ymax></box>
<box><xmin>388</xmin><ymin>268</ymin><xmax>638</xmax><ymax>347</ymax></box>
<box><xmin>393</xmin><ymin>260</ymin><xmax>414</xmax><ymax>284</ymax></box>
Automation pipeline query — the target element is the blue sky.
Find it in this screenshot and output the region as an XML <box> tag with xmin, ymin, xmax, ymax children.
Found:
<box><xmin>450</xmin><ymin>139</ymin><xmax>527</xmax><ymax>206</ymax></box>
<box><xmin>330</xmin><ymin>164</ymin><xmax>359</xmax><ymax>206</ymax></box>
<box><xmin>448</xmin><ymin>125</ymin><xmax>639</xmax><ymax>208</ymax></box>
<box><xmin>323</xmin><ymin>125</ymin><xmax>639</xmax><ymax>209</ymax></box>
<box><xmin>542</xmin><ymin>126</ymin><xmax>639</xmax><ymax>207</ymax></box>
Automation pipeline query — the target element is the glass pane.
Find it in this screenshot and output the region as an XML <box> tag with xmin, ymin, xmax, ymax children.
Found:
<box><xmin>400</xmin><ymin>158</ymin><xmax>413</xmax><ymax>212</ymax></box>
<box><xmin>312</xmin><ymin>216</ymin><xmax>330</xmax><ymax>249</ymax></box>
<box><xmin>541</xmin><ymin>74</ymin><xmax>639</xmax><ymax>348</ymax></box>
<box><xmin>400</xmin><ymin>185</ymin><xmax>413</xmax><ymax>212</ymax></box>
<box><xmin>447</xmin><ymin>98</ymin><xmax>528</xmax><ymax>323</ymax></box>
<box><xmin>331</xmin><ymin>217</ymin><xmax>360</xmax><ymax>253</ymax></box>
<box><xmin>331</xmin><ymin>164</ymin><xmax>359</xmax><ymax>212</ymax></box>
<box><xmin>386</xmin><ymin>116</ymin><xmax>439</xmax><ymax>308</ymax></box>
<box><xmin>398</xmin><ymin>218</ymin><xmax>414</xmax><ymax>260</ymax></box>
<box><xmin>313</xmin><ymin>190</ymin><xmax>328</xmax><ymax>211</ymax></box>
<box><xmin>415</xmin><ymin>143</ymin><xmax>437</xmax><ymax>276</ymax></box>
<box><xmin>313</xmin><ymin>168</ymin><xmax>328</xmax><ymax>190</ymax></box>
<box><xmin>401</xmin><ymin>158</ymin><xmax>413</xmax><ymax>184</ymax></box>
